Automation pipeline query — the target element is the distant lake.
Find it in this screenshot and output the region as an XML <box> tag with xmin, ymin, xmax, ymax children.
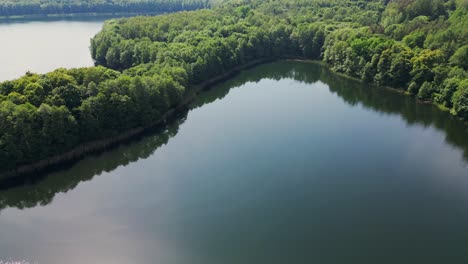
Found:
<box><xmin>0</xmin><ymin>16</ymin><xmax>121</xmax><ymax>81</ymax></box>
<box><xmin>0</xmin><ymin>61</ymin><xmax>467</xmax><ymax>264</ymax></box>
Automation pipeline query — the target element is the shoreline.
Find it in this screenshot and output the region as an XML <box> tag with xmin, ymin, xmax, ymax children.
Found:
<box><xmin>0</xmin><ymin>12</ymin><xmax>167</xmax><ymax>22</ymax></box>
<box><xmin>0</xmin><ymin>57</ymin><xmax>465</xmax><ymax>184</ymax></box>
<box><xmin>0</xmin><ymin>58</ymin><xmax>271</xmax><ymax>183</ymax></box>
<box><xmin>290</xmin><ymin>59</ymin><xmax>466</xmax><ymax>119</ymax></box>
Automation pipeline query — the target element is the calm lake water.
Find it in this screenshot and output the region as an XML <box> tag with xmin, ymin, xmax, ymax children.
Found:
<box><xmin>0</xmin><ymin>61</ymin><xmax>467</xmax><ymax>263</ymax></box>
<box><xmin>0</xmin><ymin>17</ymin><xmax>114</xmax><ymax>81</ymax></box>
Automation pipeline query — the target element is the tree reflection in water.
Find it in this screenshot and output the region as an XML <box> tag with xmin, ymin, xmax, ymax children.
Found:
<box><xmin>0</xmin><ymin>61</ymin><xmax>466</xmax><ymax>213</ymax></box>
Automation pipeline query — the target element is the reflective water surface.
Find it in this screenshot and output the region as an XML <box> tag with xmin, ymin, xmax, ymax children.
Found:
<box><xmin>0</xmin><ymin>62</ymin><xmax>467</xmax><ymax>264</ymax></box>
<box><xmin>0</xmin><ymin>17</ymin><xmax>113</xmax><ymax>81</ymax></box>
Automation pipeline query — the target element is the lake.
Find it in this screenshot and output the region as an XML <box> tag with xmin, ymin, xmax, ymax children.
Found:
<box><xmin>0</xmin><ymin>61</ymin><xmax>467</xmax><ymax>264</ymax></box>
<box><xmin>0</xmin><ymin>16</ymin><xmax>124</xmax><ymax>81</ymax></box>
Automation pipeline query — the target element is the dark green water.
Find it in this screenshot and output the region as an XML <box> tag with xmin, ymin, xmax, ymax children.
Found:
<box><xmin>1</xmin><ymin>61</ymin><xmax>467</xmax><ymax>264</ymax></box>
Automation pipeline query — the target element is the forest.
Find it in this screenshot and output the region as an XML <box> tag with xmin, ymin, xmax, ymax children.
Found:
<box><xmin>0</xmin><ymin>0</ymin><xmax>212</xmax><ymax>17</ymax></box>
<box><xmin>0</xmin><ymin>0</ymin><xmax>467</xmax><ymax>173</ymax></box>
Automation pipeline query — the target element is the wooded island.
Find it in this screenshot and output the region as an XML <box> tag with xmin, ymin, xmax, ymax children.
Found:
<box><xmin>0</xmin><ymin>0</ymin><xmax>467</xmax><ymax>175</ymax></box>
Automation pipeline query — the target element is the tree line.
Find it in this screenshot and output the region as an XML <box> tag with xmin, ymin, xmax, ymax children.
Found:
<box><xmin>3</xmin><ymin>61</ymin><xmax>468</xmax><ymax>212</ymax></box>
<box><xmin>0</xmin><ymin>0</ymin><xmax>212</xmax><ymax>17</ymax></box>
<box><xmin>91</xmin><ymin>0</ymin><xmax>468</xmax><ymax>117</ymax></box>
<box><xmin>0</xmin><ymin>0</ymin><xmax>467</xmax><ymax>172</ymax></box>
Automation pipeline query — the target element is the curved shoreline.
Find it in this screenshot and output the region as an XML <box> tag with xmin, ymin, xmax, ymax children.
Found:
<box><xmin>291</xmin><ymin>59</ymin><xmax>467</xmax><ymax>123</ymax></box>
<box><xmin>0</xmin><ymin>59</ymin><xmax>271</xmax><ymax>183</ymax></box>
<box><xmin>1</xmin><ymin>58</ymin><xmax>465</xmax><ymax>184</ymax></box>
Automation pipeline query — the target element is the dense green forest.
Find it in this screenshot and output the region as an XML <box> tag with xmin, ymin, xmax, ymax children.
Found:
<box><xmin>0</xmin><ymin>0</ymin><xmax>467</xmax><ymax>173</ymax></box>
<box><xmin>0</xmin><ymin>0</ymin><xmax>212</xmax><ymax>17</ymax></box>
<box><xmin>2</xmin><ymin>61</ymin><xmax>467</xmax><ymax>211</ymax></box>
<box><xmin>90</xmin><ymin>0</ymin><xmax>468</xmax><ymax>115</ymax></box>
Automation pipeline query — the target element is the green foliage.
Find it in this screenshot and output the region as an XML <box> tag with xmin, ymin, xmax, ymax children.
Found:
<box><xmin>403</xmin><ymin>31</ymin><xmax>426</xmax><ymax>48</ymax></box>
<box><xmin>418</xmin><ymin>81</ymin><xmax>436</xmax><ymax>100</ymax></box>
<box><xmin>438</xmin><ymin>77</ymin><xmax>461</xmax><ymax>106</ymax></box>
<box><xmin>0</xmin><ymin>0</ymin><xmax>467</xmax><ymax>172</ymax></box>
<box><xmin>450</xmin><ymin>45</ymin><xmax>468</xmax><ymax>70</ymax></box>
<box><xmin>452</xmin><ymin>80</ymin><xmax>468</xmax><ymax>118</ymax></box>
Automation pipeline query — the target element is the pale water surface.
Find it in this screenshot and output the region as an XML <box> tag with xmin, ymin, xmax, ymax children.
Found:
<box><xmin>0</xmin><ymin>61</ymin><xmax>467</xmax><ymax>264</ymax></box>
<box><xmin>0</xmin><ymin>18</ymin><xmax>108</xmax><ymax>81</ymax></box>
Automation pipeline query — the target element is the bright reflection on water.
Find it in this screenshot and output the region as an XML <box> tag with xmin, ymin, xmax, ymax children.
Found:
<box><xmin>0</xmin><ymin>62</ymin><xmax>467</xmax><ymax>264</ymax></box>
<box><xmin>0</xmin><ymin>17</ymin><xmax>113</xmax><ymax>81</ymax></box>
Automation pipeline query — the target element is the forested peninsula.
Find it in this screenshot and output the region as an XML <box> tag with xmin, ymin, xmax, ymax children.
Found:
<box><xmin>0</xmin><ymin>0</ymin><xmax>212</xmax><ymax>17</ymax></box>
<box><xmin>0</xmin><ymin>0</ymin><xmax>467</xmax><ymax>177</ymax></box>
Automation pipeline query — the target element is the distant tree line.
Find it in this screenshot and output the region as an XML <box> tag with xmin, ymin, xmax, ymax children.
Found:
<box><xmin>0</xmin><ymin>0</ymin><xmax>212</xmax><ymax>17</ymax></box>
<box><xmin>0</xmin><ymin>0</ymin><xmax>467</xmax><ymax>172</ymax></box>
